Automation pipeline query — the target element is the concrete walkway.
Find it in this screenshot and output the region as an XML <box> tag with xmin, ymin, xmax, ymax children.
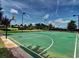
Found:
<box><xmin>0</xmin><ymin>36</ymin><xmax>32</xmax><ymax>58</ymax></box>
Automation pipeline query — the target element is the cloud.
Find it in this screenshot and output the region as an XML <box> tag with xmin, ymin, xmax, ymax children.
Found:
<box><xmin>2</xmin><ymin>0</ymin><xmax>26</xmax><ymax>11</ymax></box>
<box><xmin>10</xmin><ymin>9</ymin><xmax>18</xmax><ymax>14</ymax></box>
<box><xmin>43</xmin><ymin>14</ymin><xmax>50</xmax><ymax>19</ymax></box>
<box><xmin>48</xmin><ymin>18</ymin><xmax>71</xmax><ymax>28</ymax></box>
<box><xmin>54</xmin><ymin>18</ymin><xmax>70</xmax><ymax>24</ymax></box>
<box><xmin>32</xmin><ymin>23</ymin><xmax>36</xmax><ymax>26</ymax></box>
<box><xmin>73</xmin><ymin>0</ymin><xmax>76</xmax><ymax>2</ymax></box>
<box><xmin>54</xmin><ymin>18</ymin><xmax>71</xmax><ymax>28</ymax></box>
<box><xmin>12</xmin><ymin>1</ymin><xmax>26</xmax><ymax>10</ymax></box>
<box><xmin>48</xmin><ymin>21</ymin><xmax>56</xmax><ymax>26</ymax></box>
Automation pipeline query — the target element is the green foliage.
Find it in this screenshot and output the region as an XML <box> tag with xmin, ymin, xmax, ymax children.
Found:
<box><xmin>28</xmin><ymin>24</ymin><xmax>34</xmax><ymax>30</ymax></box>
<box><xmin>67</xmin><ymin>20</ymin><xmax>77</xmax><ymax>31</ymax></box>
<box><xmin>11</xmin><ymin>23</ymin><xmax>55</xmax><ymax>31</ymax></box>
<box><xmin>48</xmin><ymin>24</ymin><xmax>55</xmax><ymax>30</ymax></box>
<box><xmin>0</xmin><ymin>48</ymin><xmax>14</xmax><ymax>58</ymax></box>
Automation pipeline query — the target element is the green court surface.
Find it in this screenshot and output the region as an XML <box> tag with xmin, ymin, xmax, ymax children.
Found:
<box><xmin>8</xmin><ymin>31</ymin><xmax>77</xmax><ymax>58</ymax></box>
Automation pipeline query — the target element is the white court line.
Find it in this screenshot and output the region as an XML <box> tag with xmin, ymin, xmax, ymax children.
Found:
<box><xmin>39</xmin><ymin>35</ymin><xmax>54</xmax><ymax>55</ymax></box>
<box><xmin>8</xmin><ymin>33</ymin><xmax>54</xmax><ymax>57</ymax></box>
<box><xmin>31</xmin><ymin>32</ymin><xmax>54</xmax><ymax>55</ymax></box>
<box><xmin>74</xmin><ymin>33</ymin><xmax>78</xmax><ymax>58</ymax></box>
<box><xmin>8</xmin><ymin>37</ymin><xmax>43</xmax><ymax>58</ymax></box>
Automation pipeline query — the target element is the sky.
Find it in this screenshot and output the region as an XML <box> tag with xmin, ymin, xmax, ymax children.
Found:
<box><xmin>1</xmin><ymin>0</ymin><xmax>79</xmax><ymax>28</ymax></box>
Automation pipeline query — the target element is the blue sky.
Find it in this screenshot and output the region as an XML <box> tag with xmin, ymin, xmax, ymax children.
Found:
<box><xmin>1</xmin><ymin>0</ymin><xmax>79</xmax><ymax>28</ymax></box>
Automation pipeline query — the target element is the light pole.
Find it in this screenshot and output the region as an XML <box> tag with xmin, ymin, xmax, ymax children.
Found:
<box><xmin>22</xmin><ymin>12</ymin><xmax>26</xmax><ymax>32</ymax></box>
<box><xmin>5</xmin><ymin>16</ymin><xmax>8</xmax><ymax>39</ymax></box>
<box><xmin>73</xmin><ymin>15</ymin><xmax>79</xmax><ymax>30</ymax></box>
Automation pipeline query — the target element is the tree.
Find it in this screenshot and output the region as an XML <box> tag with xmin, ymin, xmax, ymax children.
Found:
<box><xmin>28</xmin><ymin>24</ymin><xmax>33</xmax><ymax>30</ymax></box>
<box><xmin>67</xmin><ymin>20</ymin><xmax>77</xmax><ymax>31</ymax></box>
<box><xmin>24</xmin><ymin>24</ymin><xmax>27</xmax><ymax>30</ymax></box>
<box><xmin>0</xmin><ymin>5</ymin><xmax>3</xmax><ymax>25</ymax></box>
<box><xmin>35</xmin><ymin>23</ymin><xmax>41</xmax><ymax>29</ymax></box>
<box><xmin>48</xmin><ymin>24</ymin><xmax>55</xmax><ymax>30</ymax></box>
<box><xmin>2</xmin><ymin>16</ymin><xmax>11</xmax><ymax>27</ymax></box>
<box><xmin>35</xmin><ymin>23</ymin><xmax>47</xmax><ymax>30</ymax></box>
<box><xmin>20</xmin><ymin>24</ymin><xmax>23</xmax><ymax>27</ymax></box>
<box><xmin>40</xmin><ymin>23</ymin><xmax>47</xmax><ymax>30</ymax></box>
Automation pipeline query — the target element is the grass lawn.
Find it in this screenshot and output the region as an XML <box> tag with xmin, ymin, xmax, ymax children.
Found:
<box><xmin>8</xmin><ymin>31</ymin><xmax>76</xmax><ymax>58</ymax></box>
